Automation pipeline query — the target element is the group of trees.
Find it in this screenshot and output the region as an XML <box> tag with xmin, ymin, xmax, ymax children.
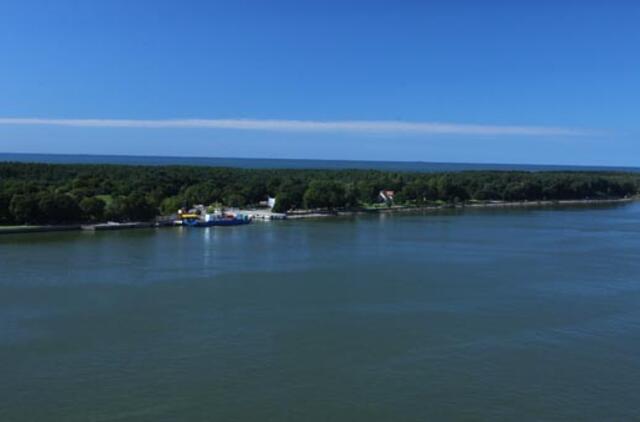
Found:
<box><xmin>0</xmin><ymin>162</ymin><xmax>638</xmax><ymax>224</ymax></box>
<box><xmin>0</xmin><ymin>190</ymin><xmax>158</xmax><ymax>225</ymax></box>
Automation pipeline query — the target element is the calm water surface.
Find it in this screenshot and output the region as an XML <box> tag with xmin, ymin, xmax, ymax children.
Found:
<box><xmin>2</xmin><ymin>204</ymin><xmax>640</xmax><ymax>421</ymax></box>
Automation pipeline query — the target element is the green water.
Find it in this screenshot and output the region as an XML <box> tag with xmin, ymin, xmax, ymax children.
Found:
<box><xmin>2</xmin><ymin>204</ymin><xmax>640</xmax><ymax>421</ymax></box>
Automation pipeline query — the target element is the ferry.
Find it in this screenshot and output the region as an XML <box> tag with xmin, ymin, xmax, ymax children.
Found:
<box><xmin>178</xmin><ymin>210</ymin><xmax>252</xmax><ymax>227</ymax></box>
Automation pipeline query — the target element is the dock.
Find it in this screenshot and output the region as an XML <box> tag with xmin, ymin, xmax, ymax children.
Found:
<box><xmin>242</xmin><ymin>210</ymin><xmax>287</xmax><ymax>221</ymax></box>
<box><xmin>81</xmin><ymin>222</ymin><xmax>155</xmax><ymax>231</ymax></box>
<box><xmin>0</xmin><ymin>225</ymin><xmax>81</xmax><ymax>235</ymax></box>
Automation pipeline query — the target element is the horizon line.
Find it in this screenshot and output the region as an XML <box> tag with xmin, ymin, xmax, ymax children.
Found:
<box><xmin>0</xmin><ymin>117</ymin><xmax>590</xmax><ymax>137</ymax></box>
<box><xmin>1</xmin><ymin>151</ymin><xmax>635</xmax><ymax>170</ymax></box>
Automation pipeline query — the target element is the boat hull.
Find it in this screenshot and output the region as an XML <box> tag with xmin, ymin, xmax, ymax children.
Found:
<box><xmin>182</xmin><ymin>218</ymin><xmax>251</xmax><ymax>227</ymax></box>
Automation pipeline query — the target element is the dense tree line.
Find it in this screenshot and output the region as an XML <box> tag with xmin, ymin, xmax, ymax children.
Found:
<box><xmin>0</xmin><ymin>162</ymin><xmax>638</xmax><ymax>224</ymax></box>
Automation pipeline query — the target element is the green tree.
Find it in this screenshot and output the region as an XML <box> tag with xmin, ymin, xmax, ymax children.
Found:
<box><xmin>105</xmin><ymin>194</ymin><xmax>157</xmax><ymax>222</ymax></box>
<box><xmin>398</xmin><ymin>180</ymin><xmax>437</xmax><ymax>204</ymax></box>
<box><xmin>37</xmin><ymin>193</ymin><xmax>82</xmax><ymax>223</ymax></box>
<box><xmin>224</xmin><ymin>193</ymin><xmax>246</xmax><ymax>208</ymax></box>
<box><xmin>9</xmin><ymin>194</ymin><xmax>40</xmax><ymax>224</ymax></box>
<box><xmin>272</xmin><ymin>192</ymin><xmax>294</xmax><ymax>213</ymax></box>
<box><xmin>105</xmin><ymin>196</ymin><xmax>126</xmax><ymax>221</ymax></box>
<box><xmin>183</xmin><ymin>183</ymin><xmax>221</xmax><ymax>206</ymax></box>
<box><xmin>126</xmin><ymin>194</ymin><xmax>158</xmax><ymax>221</ymax></box>
<box><xmin>0</xmin><ymin>193</ymin><xmax>13</xmax><ymax>224</ymax></box>
<box><xmin>160</xmin><ymin>195</ymin><xmax>185</xmax><ymax>215</ymax></box>
<box><xmin>303</xmin><ymin>180</ymin><xmax>346</xmax><ymax>209</ymax></box>
<box><xmin>355</xmin><ymin>180</ymin><xmax>381</xmax><ymax>204</ymax></box>
<box><xmin>79</xmin><ymin>197</ymin><xmax>106</xmax><ymax>221</ymax></box>
<box><xmin>435</xmin><ymin>176</ymin><xmax>470</xmax><ymax>202</ymax></box>
<box><xmin>278</xmin><ymin>180</ymin><xmax>307</xmax><ymax>209</ymax></box>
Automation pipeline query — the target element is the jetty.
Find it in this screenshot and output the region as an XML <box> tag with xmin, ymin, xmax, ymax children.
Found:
<box><xmin>81</xmin><ymin>222</ymin><xmax>155</xmax><ymax>231</ymax></box>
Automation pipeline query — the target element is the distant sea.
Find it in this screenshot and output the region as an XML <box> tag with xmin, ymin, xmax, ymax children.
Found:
<box><xmin>0</xmin><ymin>152</ymin><xmax>638</xmax><ymax>173</ymax></box>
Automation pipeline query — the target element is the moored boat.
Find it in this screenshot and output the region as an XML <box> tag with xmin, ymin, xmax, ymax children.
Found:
<box><xmin>179</xmin><ymin>211</ymin><xmax>252</xmax><ymax>227</ymax></box>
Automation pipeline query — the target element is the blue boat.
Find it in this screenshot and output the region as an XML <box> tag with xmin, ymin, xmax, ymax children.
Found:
<box><xmin>181</xmin><ymin>212</ymin><xmax>252</xmax><ymax>227</ymax></box>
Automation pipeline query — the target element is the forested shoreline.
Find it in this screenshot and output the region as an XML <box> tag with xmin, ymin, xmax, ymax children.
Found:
<box><xmin>0</xmin><ymin>162</ymin><xmax>638</xmax><ymax>225</ymax></box>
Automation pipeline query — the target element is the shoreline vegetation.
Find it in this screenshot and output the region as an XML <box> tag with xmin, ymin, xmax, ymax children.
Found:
<box><xmin>0</xmin><ymin>197</ymin><xmax>634</xmax><ymax>235</ymax></box>
<box><xmin>289</xmin><ymin>197</ymin><xmax>636</xmax><ymax>219</ymax></box>
<box><xmin>1</xmin><ymin>162</ymin><xmax>639</xmax><ymax>233</ymax></box>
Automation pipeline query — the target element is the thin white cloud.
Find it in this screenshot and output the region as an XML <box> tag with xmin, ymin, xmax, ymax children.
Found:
<box><xmin>0</xmin><ymin>117</ymin><xmax>589</xmax><ymax>136</ymax></box>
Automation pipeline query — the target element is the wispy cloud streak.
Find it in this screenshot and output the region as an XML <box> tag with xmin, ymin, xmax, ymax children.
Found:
<box><xmin>0</xmin><ymin>117</ymin><xmax>588</xmax><ymax>136</ymax></box>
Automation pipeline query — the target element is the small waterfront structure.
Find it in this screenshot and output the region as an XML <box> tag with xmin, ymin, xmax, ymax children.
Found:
<box><xmin>379</xmin><ymin>190</ymin><xmax>395</xmax><ymax>203</ymax></box>
<box><xmin>258</xmin><ymin>196</ymin><xmax>277</xmax><ymax>209</ymax></box>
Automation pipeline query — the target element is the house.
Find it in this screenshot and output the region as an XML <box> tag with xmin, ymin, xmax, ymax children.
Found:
<box><xmin>259</xmin><ymin>196</ymin><xmax>277</xmax><ymax>209</ymax></box>
<box><xmin>378</xmin><ymin>190</ymin><xmax>395</xmax><ymax>203</ymax></box>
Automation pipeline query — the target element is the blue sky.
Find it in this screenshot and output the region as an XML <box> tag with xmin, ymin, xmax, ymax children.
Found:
<box><xmin>0</xmin><ymin>0</ymin><xmax>638</xmax><ymax>165</ymax></box>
